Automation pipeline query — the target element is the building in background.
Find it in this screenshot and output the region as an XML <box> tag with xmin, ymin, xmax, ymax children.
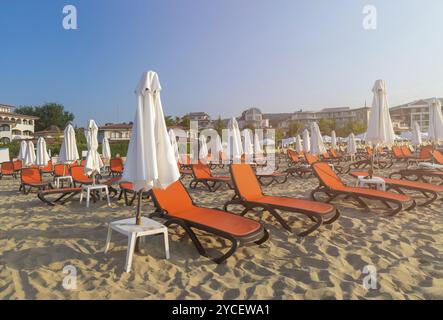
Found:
<box><xmin>182</xmin><ymin>112</ymin><xmax>212</xmax><ymax>129</ymax></box>
<box><xmin>238</xmin><ymin>107</ymin><xmax>270</xmax><ymax>129</ymax></box>
<box><xmin>98</xmin><ymin>122</ymin><xmax>133</xmax><ymax>142</ymax></box>
<box><xmin>0</xmin><ymin>104</ymin><xmax>38</xmax><ymax>143</ymax></box>
<box><xmin>390</xmin><ymin>98</ymin><xmax>443</xmax><ymax>133</ymax></box>
<box><xmin>290</xmin><ymin>106</ymin><xmax>370</xmax><ymax>127</ymax></box>
<box><xmin>33</xmin><ymin>125</ymin><xmax>64</xmax><ymax>144</ymax></box>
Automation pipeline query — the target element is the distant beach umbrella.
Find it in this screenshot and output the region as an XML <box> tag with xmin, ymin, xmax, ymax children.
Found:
<box><xmin>59</xmin><ymin>124</ymin><xmax>79</xmax><ymax>164</ymax></box>
<box><xmin>35</xmin><ymin>137</ymin><xmax>50</xmax><ymax>166</ymax></box>
<box><xmin>366</xmin><ymin>80</ymin><xmax>395</xmax><ymax>146</ymax></box>
<box><xmin>295</xmin><ymin>135</ymin><xmax>303</xmax><ymax>153</ymax></box>
<box><xmin>168</xmin><ymin>129</ymin><xmax>179</xmax><ymax>162</ymax></box>
<box><xmin>102</xmin><ymin>136</ymin><xmax>112</xmax><ymax>161</ymax></box>
<box><xmin>242</xmin><ymin>129</ymin><xmax>254</xmax><ymax>163</ymax></box>
<box><xmin>227</xmin><ymin>117</ymin><xmax>243</xmax><ymax>162</ymax></box>
<box><xmin>18</xmin><ymin>140</ymin><xmax>27</xmax><ymax>161</ymax></box>
<box><xmin>411</xmin><ymin>121</ymin><xmax>422</xmax><ymax>146</ymax></box>
<box><xmin>23</xmin><ymin>141</ymin><xmax>36</xmax><ymax>167</ymax></box>
<box><xmin>199</xmin><ymin>134</ymin><xmax>209</xmax><ymax>162</ymax></box>
<box><xmin>84</xmin><ymin>119</ymin><xmax>103</xmax><ymax>182</ymax></box>
<box><xmin>310</xmin><ymin>122</ymin><xmax>327</xmax><ymax>155</ymax></box>
<box><xmin>213</xmin><ymin>134</ymin><xmax>223</xmax><ymax>155</ymax></box>
<box><xmin>427</xmin><ymin>98</ymin><xmax>443</xmax><ymax>142</ymax></box>
<box><xmin>347</xmin><ymin>133</ymin><xmax>357</xmax><ymax>155</ymax></box>
<box><xmin>331</xmin><ymin>130</ymin><xmax>337</xmax><ymax>149</ymax></box>
<box><xmin>302</xmin><ymin>129</ymin><xmax>310</xmax><ymax>153</ymax></box>
<box><xmin>254</xmin><ymin>133</ymin><xmax>263</xmax><ymax>157</ymax></box>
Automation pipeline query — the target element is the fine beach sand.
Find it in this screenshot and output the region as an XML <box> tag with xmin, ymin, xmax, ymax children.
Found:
<box><xmin>0</xmin><ymin>161</ymin><xmax>442</xmax><ymax>300</ymax></box>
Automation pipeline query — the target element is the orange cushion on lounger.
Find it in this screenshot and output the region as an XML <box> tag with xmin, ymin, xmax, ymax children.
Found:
<box><xmin>230</xmin><ymin>164</ymin><xmax>263</xmax><ymax>201</ymax></box>
<box><xmin>251</xmin><ymin>196</ymin><xmax>334</xmax><ymax>215</ymax></box>
<box><xmin>351</xmin><ymin>171</ymin><xmax>443</xmax><ymax>192</ymax></box>
<box><xmin>120</xmin><ymin>182</ymin><xmax>134</xmax><ymax>190</ymax></box>
<box><xmin>168</xmin><ymin>207</ymin><xmax>262</xmax><ymax>237</ymax></box>
<box><xmin>152</xmin><ymin>181</ymin><xmax>261</xmax><ymax>237</ymax></box>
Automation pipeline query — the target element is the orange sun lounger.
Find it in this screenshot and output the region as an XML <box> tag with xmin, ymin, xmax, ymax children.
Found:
<box><xmin>224</xmin><ymin>163</ymin><xmax>339</xmax><ymax>236</ymax></box>
<box><xmin>350</xmin><ymin>171</ymin><xmax>443</xmax><ymax>206</ymax></box>
<box><xmin>149</xmin><ymin>180</ymin><xmax>269</xmax><ymax>264</ymax></box>
<box><xmin>20</xmin><ymin>168</ymin><xmax>52</xmax><ymax>194</ymax></box>
<box><xmin>0</xmin><ymin>161</ymin><xmax>17</xmax><ymax>179</ymax></box>
<box><xmin>311</xmin><ymin>162</ymin><xmax>416</xmax><ymax>216</ymax></box>
<box><xmin>190</xmin><ymin>162</ymin><xmax>232</xmax><ymax>192</ymax></box>
<box><xmin>109</xmin><ymin>158</ymin><xmax>124</xmax><ymax>176</ymax></box>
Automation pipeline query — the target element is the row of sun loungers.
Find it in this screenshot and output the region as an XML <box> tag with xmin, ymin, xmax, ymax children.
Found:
<box><xmin>1</xmin><ymin>145</ymin><xmax>442</xmax><ymax>264</ymax></box>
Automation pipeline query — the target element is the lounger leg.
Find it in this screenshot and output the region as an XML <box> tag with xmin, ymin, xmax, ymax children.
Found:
<box><xmin>125</xmin><ymin>233</ymin><xmax>136</xmax><ymax>272</ymax></box>
<box><xmin>267</xmin><ymin>207</ymin><xmax>292</xmax><ymax>232</ymax></box>
<box><xmin>105</xmin><ymin>187</ymin><xmax>111</xmax><ymax>206</ymax></box>
<box><xmin>298</xmin><ymin>215</ymin><xmax>323</xmax><ymax>237</ymax></box>
<box><xmin>104</xmin><ymin>224</ymin><xmax>112</xmax><ymax>253</ymax></box>
<box><xmin>86</xmin><ymin>189</ymin><xmax>90</xmax><ymax>208</ymax></box>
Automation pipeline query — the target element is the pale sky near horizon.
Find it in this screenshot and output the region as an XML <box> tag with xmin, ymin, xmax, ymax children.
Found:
<box><xmin>0</xmin><ymin>0</ymin><xmax>442</xmax><ymax>126</ymax></box>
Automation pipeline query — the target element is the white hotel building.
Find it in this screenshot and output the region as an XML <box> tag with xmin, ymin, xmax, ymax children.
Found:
<box><xmin>0</xmin><ymin>104</ymin><xmax>38</xmax><ymax>143</ymax></box>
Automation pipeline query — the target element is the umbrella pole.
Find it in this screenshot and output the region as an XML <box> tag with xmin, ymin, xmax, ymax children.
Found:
<box><xmin>368</xmin><ymin>144</ymin><xmax>374</xmax><ymax>179</ymax></box>
<box><xmin>134</xmin><ymin>191</ymin><xmax>142</xmax><ymax>254</ymax></box>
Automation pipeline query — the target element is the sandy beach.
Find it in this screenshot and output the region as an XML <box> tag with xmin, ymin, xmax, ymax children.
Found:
<box><xmin>0</xmin><ymin>160</ymin><xmax>442</xmax><ymax>300</ymax></box>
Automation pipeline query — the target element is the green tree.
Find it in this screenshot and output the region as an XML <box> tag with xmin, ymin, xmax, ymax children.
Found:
<box><xmin>318</xmin><ymin>118</ymin><xmax>336</xmax><ymax>135</ymax></box>
<box><xmin>15</xmin><ymin>103</ymin><xmax>74</xmax><ymax>132</ymax></box>
<box><xmin>179</xmin><ymin>117</ymin><xmax>190</xmax><ymax>128</ymax></box>
<box><xmin>165</xmin><ymin>115</ymin><xmax>180</xmax><ymax>127</ymax></box>
<box><xmin>288</xmin><ymin>121</ymin><xmax>303</xmax><ymax>136</ymax></box>
<box><xmin>245</xmin><ymin>123</ymin><xmax>255</xmax><ymax>131</ymax></box>
<box><xmin>214</xmin><ymin>116</ymin><xmax>224</xmax><ymax>136</ymax></box>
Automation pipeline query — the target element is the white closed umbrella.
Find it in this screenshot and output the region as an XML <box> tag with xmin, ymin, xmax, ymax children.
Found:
<box><xmin>23</xmin><ymin>141</ymin><xmax>36</xmax><ymax>167</ymax></box>
<box><xmin>123</xmin><ymin>71</ymin><xmax>180</xmax><ymax>229</ymax></box>
<box><xmin>35</xmin><ymin>137</ymin><xmax>50</xmax><ymax>166</ymax></box>
<box><xmin>84</xmin><ymin>119</ymin><xmax>103</xmax><ymax>182</ymax></box>
<box><xmin>295</xmin><ymin>135</ymin><xmax>303</xmax><ymax>153</ymax></box>
<box><xmin>366</xmin><ymin>80</ymin><xmax>395</xmax><ymax>146</ymax></box>
<box><xmin>411</xmin><ymin>121</ymin><xmax>422</xmax><ymax>146</ymax></box>
<box><xmin>302</xmin><ymin>129</ymin><xmax>310</xmax><ymax>153</ymax></box>
<box><xmin>242</xmin><ymin>129</ymin><xmax>254</xmax><ymax>163</ymax></box>
<box><xmin>331</xmin><ymin>130</ymin><xmax>337</xmax><ymax>149</ymax></box>
<box><xmin>18</xmin><ymin>140</ymin><xmax>27</xmax><ymax>161</ymax></box>
<box><xmin>428</xmin><ymin>98</ymin><xmax>443</xmax><ymax>142</ymax></box>
<box><xmin>213</xmin><ymin>134</ymin><xmax>223</xmax><ymax>155</ymax></box>
<box><xmin>347</xmin><ymin>133</ymin><xmax>357</xmax><ymax>155</ymax></box>
<box><xmin>59</xmin><ymin>124</ymin><xmax>79</xmax><ymax>164</ymax></box>
<box><xmin>102</xmin><ymin>136</ymin><xmax>112</xmax><ymax>161</ymax></box>
<box><xmin>168</xmin><ymin>129</ymin><xmax>179</xmax><ymax>162</ymax></box>
<box><xmin>227</xmin><ymin>117</ymin><xmax>243</xmax><ymax>162</ymax></box>
<box><xmin>310</xmin><ymin>122</ymin><xmax>327</xmax><ymax>155</ymax></box>
<box><xmin>199</xmin><ymin>134</ymin><xmax>209</xmax><ymax>162</ymax></box>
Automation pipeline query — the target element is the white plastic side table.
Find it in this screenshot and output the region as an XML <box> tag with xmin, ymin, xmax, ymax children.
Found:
<box><xmin>55</xmin><ymin>175</ymin><xmax>73</xmax><ymax>188</ymax></box>
<box><xmin>79</xmin><ymin>184</ymin><xmax>111</xmax><ymax>208</ymax></box>
<box><xmin>104</xmin><ymin>217</ymin><xmax>170</xmax><ymax>272</ymax></box>
<box><xmin>356</xmin><ymin>176</ymin><xmax>386</xmax><ymax>191</ymax></box>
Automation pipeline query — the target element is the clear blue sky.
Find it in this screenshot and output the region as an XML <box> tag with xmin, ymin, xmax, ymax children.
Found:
<box><xmin>0</xmin><ymin>0</ymin><xmax>442</xmax><ymax>126</ymax></box>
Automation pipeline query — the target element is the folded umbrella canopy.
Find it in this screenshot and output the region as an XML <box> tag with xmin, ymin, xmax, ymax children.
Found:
<box><xmin>84</xmin><ymin>119</ymin><xmax>104</xmax><ymax>182</ymax></box>
<box><xmin>227</xmin><ymin>117</ymin><xmax>243</xmax><ymax>162</ymax></box>
<box><xmin>366</xmin><ymin>80</ymin><xmax>395</xmax><ymax>146</ymax></box>
<box><xmin>168</xmin><ymin>129</ymin><xmax>179</xmax><ymax>162</ymax></box>
<box><xmin>35</xmin><ymin>137</ymin><xmax>50</xmax><ymax>166</ymax></box>
<box><xmin>302</xmin><ymin>128</ymin><xmax>310</xmax><ymax>153</ymax></box>
<box><xmin>310</xmin><ymin>122</ymin><xmax>327</xmax><ymax>155</ymax></box>
<box><xmin>59</xmin><ymin>124</ymin><xmax>79</xmax><ymax>164</ymax></box>
<box><xmin>123</xmin><ymin>70</ymin><xmax>179</xmax><ymax>196</ymax></box>
<box><xmin>331</xmin><ymin>130</ymin><xmax>337</xmax><ymax>149</ymax></box>
<box><xmin>411</xmin><ymin>121</ymin><xmax>422</xmax><ymax>146</ymax></box>
<box><xmin>198</xmin><ymin>134</ymin><xmax>209</xmax><ymax>162</ymax></box>
<box><xmin>347</xmin><ymin>133</ymin><xmax>357</xmax><ymax>155</ymax></box>
<box><xmin>295</xmin><ymin>135</ymin><xmax>303</xmax><ymax>153</ymax></box>
<box><xmin>242</xmin><ymin>129</ymin><xmax>254</xmax><ymax>163</ymax></box>
<box><xmin>24</xmin><ymin>141</ymin><xmax>36</xmax><ymax>167</ymax></box>
<box><xmin>18</xmin><ymin>140</ymin><xmax>27</xmax><ymax>161</ymax></box>
<box><xmin>213</xmin><ymin>134</ymin><xmax>223</xmax><ymax>156</ymax></box>
<box><xmin>102</xmin><ymin>136</ymin><xmax>112</xmax><ymax>161</ymax></box>
<box><xmin>427</xmin><ymin>98</ymin><xmax>443</xmax><ymax>142</ymax></box>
